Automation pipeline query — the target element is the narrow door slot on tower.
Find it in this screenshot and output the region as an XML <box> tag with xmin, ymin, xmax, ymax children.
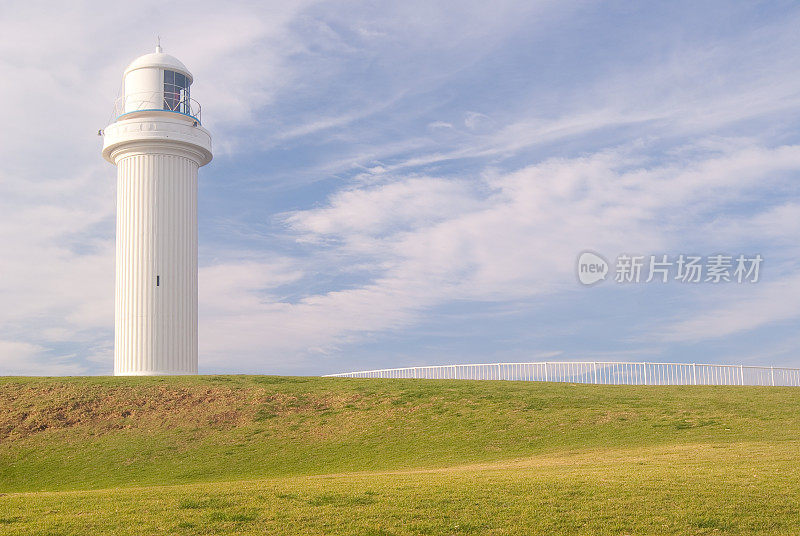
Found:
<box><xmin>102</xmin><ymin>45</ymin><xmax>212</xmax><ymax>376</ymax></box>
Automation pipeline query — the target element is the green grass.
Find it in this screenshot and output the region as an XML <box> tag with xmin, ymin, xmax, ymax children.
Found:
<box><xmin>1</xmin><ymin>376</ymin><xmax>799</xmax><ymax>534</ymax></box>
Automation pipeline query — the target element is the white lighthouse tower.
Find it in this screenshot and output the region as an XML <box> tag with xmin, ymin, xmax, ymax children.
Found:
<box><xmin>102</xmin><ymin>45</ymin><xmax>212</xmax><ymax>375</ymax></box>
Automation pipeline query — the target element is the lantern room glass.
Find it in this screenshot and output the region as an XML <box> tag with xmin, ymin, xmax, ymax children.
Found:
<box><xmin>163</xmin><ymin>70</ymin><xmax>190</xmax><ymax>115</ymax></box>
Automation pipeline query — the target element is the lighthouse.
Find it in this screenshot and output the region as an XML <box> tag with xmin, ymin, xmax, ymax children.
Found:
<box><xmin>102</xmin><ymin>45</ymin><xmax>212</xmax><ymax>375</ymax></box>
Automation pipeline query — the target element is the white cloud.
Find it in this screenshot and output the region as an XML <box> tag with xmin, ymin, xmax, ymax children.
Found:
<box><xmin>285</xmin><ymin>177</ymin><xmax>481</xmax><ymax>241</ymax></box>
<box><xmin>657</xmin><ymin>273</ymin><xmax>800</xmax><ymax>343</ymax></box>
<box><xmin>0</xmin><ymin>340</ymin><xmax>86</xmax><ymax>376</ymax></box>
<box><xmin>463</xmin><ymin>111</ymin><xmax>492</xmax><ymax>131</ymax></box>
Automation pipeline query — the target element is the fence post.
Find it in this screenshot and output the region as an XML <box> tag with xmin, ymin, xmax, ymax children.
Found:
<box><xmin>771</xmin><ymin>366</ymin><xmax>775</xmax><ymax>387</ymax></box>
<box><xmin>593</xmin><ymin>362</ymin><xmax>597</xmax><ymax>384</ymax></box>
<box><xmin>644</xmin><ymin>362</ymin><xmax>648</xmax><ymax>386</ymax></box>
<box><xmin>739</xmin><ymin>365</ymin><xmax>744</xmax><ymax>386</ymax></box>
<box><xmin>545</xmin><ymin>362</ymin><xmax>549</xmax><ymax>382</ymax></box>
<box><xmin>692</xmin><ymin>363</ymin><xmax>697</xmax><ymax>385</ymax></box>
<box><xmin>498</xmin><ymin>363</ymin><xmax>502</xmax><ymax>381</ymax></box>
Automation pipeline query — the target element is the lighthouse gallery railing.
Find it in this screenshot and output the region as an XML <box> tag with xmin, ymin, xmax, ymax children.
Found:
<box><xmin>112</xmin><ymin>91</ymin><xmax>202</xmax><ymax>123</ymax></box>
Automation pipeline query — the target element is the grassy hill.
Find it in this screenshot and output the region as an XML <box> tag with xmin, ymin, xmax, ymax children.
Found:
<box><xmin>1</xmin><ymin>376</ymin><xmax>799</xmax><ymax>534</ymax></box>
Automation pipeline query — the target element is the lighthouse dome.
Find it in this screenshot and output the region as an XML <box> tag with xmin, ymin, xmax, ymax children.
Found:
<box><xmin>124</xmin><ymin>49</ymin><xmax>193</xmax><ymax>82</ymax></box>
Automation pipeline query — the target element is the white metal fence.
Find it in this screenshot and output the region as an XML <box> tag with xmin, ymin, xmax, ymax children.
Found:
<box><xmin>325</xmin><ymin>361</ymin><xmax>800</xmax><ymax>386</ymax></box>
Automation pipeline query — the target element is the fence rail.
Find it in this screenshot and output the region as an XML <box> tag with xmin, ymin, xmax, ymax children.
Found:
<box><xmin>324</xmin><ymin>361</ymin><xmax>800</xmax><ymax>386</ymax></box>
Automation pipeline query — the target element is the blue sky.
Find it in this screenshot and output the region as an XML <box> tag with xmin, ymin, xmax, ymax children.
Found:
<box><xmin>1</xmin><ymin>1</ymin><xmax>799</xmax><ymax>375</ymax></box>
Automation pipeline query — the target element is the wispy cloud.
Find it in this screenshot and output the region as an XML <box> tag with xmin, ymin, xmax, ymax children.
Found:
<box><xmin>657</xmin><ymin>273</ymin><xmax>800</xmax><ymax>343</ymax></box>
<box><xmin>198</xmin><ymin>140</ymin><xmax>800</xmax><ymax>371</ymax></box>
